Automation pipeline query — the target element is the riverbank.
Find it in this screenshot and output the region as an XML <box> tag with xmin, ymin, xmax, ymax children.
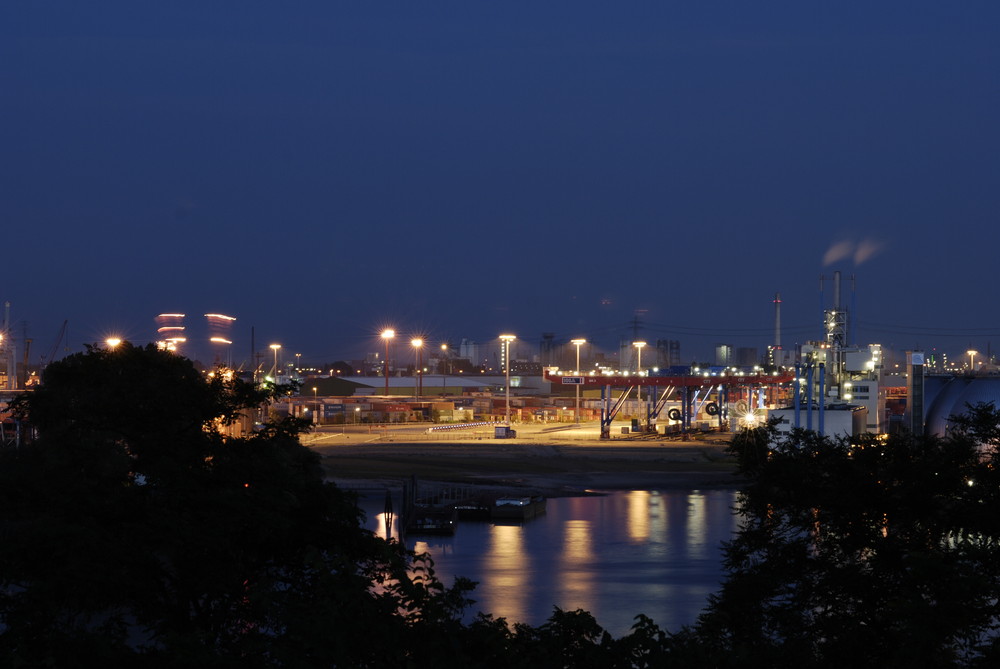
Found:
<box><xmin>310</xmin><ymin>423</ymin><xmax>744</xmax><ymax>497</ymax></box>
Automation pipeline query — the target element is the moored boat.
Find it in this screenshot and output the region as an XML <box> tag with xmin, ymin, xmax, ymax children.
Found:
<box><xmin>453</xmin><ymin>500</ymin><xmax>492</xmax><ymax>521</ymax></box>
<box><xmin>408</xmin><ymin>506</ymin><xmax>458</xmax><ymax>535</ymax></box>
<box><xmin>491</xmin><ymin>495</ymin><xmax>546</xmax><ymax>521</ymax></box>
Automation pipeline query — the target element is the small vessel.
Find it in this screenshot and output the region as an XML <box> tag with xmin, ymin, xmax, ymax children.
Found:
<box><xmin>453</xmin><ymin>499</ymin><xmax>492</xmax><ymax>521</ymax></box>
<box><xmin>408</xmin><ymin>506</ymin><xmax>458</xmax><ymax>535</ymax></box>
<box><xmin>491</xmin><ymin>495</ymin><xmax>546</xmax><ymax>521</ymax></box>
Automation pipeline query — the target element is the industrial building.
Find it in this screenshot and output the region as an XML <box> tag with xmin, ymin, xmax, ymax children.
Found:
<box><xmin>771</xmin><ymin>272</ymin><xmax>884</xmax><ymax>438</ymax></box>
<box><xmin>910</xmin><ymin>359</ymin><xmax>1000</xmax><ymax>438</ymax></box>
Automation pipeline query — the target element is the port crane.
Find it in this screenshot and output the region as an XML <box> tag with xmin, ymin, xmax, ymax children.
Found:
<box><xmin>40</xmin><ymin>320</ymin><xmax>69</xmax><ymax>369</ymax></box>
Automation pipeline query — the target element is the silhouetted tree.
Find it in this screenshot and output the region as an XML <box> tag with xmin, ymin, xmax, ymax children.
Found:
<box><xmin>31</xmin><ymin>342</ymin><xmax>1000</xmax><ymax>666</ymax></box>
<box><xmin>0</xmin><ymin>343</ymin><xmax>474</xmax><ymax>666</ymax></box>
<box><xmin>726</xmin><ymin>417</ymin><xmax>779</xmax><ymax>475</ymax></box>
<box><xmin>694</xmin><ymin>404</ymin><xmax>1000</xmax><ymax>668</ymax></box>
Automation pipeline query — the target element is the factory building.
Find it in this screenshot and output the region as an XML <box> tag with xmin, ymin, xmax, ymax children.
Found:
<box><xmin>771</xmin><ymin>403</ymin><xmax>869</xmax><ymax>438</ymax></box>
<box><xmin>771</xmin><ymin>272</ymin><xmax>884</xmax><ymax>437</ymax></box>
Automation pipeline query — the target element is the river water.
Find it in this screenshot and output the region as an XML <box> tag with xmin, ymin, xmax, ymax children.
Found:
<box><xmin>358</xmin><ymin>488</ymin><xmax>741</xmax><ymax>638</ymax></box>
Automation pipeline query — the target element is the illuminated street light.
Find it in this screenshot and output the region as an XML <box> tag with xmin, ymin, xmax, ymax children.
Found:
<box><xmin>269</xmin><ymin>343</ymin><xmax>281</xmax><ymax>381</ymax></box>
<box><xmin>312</xmin><ymin>386</ymin><xmax>319</xmax><ymax>425</ymax></box>
<box><xmin>381</xmin><ymin>329</ymin><xmax>395</xmax><ymax>396</ymax></box>
<box><xmin>500</xmin><ymin>334</ymin><xmax>516</xmax><ymax>427</ymax></box>
<box><xmin>105</xmin><ymin>337</ymin><xmax>122</xmax><ymax>350</ymax></box>
<box><xmin>968</xmin><ymin>350</ymin><xmax>978</xmax><ymax>373</ymax></box>
<box><xmin>440</xmin><ymin>342</ymin><xmax>450</xmax><ymax>393</ymax></box>
<box><xmin>571</xmin><ymin>338</ymin><xmax>586</xmax><ymax>425</ymax></box>
<box><xmin>634</xmin><ymin>341</ymin><xmax>647</xmax><ymax>432</ymax></box>
<box><xmin>633</xmin><ymin>341</ymin><xmax>647</xmax><ymax>374</ymax></box>
<box><xmin>411</xmin><ymin>338</ymin><xmax>424</xmax><ymax>397</ymax></box>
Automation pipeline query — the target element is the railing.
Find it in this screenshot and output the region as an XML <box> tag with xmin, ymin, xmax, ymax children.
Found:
<box><xmin>378</xmin><ymin>430</ymin><xmax>493</xmax><ymax>441</ymax></box>
<box><xmin>426</xmin><ymin>420</ymin><xmax>503</xmax><ymax>433</ymax></box>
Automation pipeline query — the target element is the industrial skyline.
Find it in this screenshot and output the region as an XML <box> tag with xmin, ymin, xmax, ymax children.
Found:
<box><xmin>0</xmin><ymin>274</ymin><xmax>995</xmax><ymax>377</ymax></box>
<box><xmin>4</xmin><ymin>3</ymin><xmax>1000</xmax><ymax>366</ymax></box>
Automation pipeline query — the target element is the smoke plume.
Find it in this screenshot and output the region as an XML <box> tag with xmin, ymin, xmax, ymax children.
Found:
<box><xmin>823</xmin><ymin>238</ymin><xmax>885</xmax><ymax>266</ymax></box>
<box><xmin>854</xmin><ymin>238</ymin><xmax>886</xmax><ymax>265</ymax></box>
<box><xmin>822</xmin><ymin>240</ymin><xmax>854</xmax><ymax>266</ymax></box>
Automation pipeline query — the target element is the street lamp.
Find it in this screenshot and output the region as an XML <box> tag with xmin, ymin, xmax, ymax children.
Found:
<box><xmin>634</xmin><ymin>341</ymin><xmax>647</xmax><ymax>431</ymax></box>
<box><xmin>313</xmin><ymin>386</ymin><xmax>318</xmax><ymax>425</ymax></box>
<box><xmin>500</xmin><ymin>334</ymin><xmax>516</xmax><ymax>427</ymax></box>
<box><xmin>571</xmin><ymin>338</ymin><xmax>586</xmax><ymax>425</ymax></box>
<box><xmin>968</xmin><ymin>350</ymin><xmax>978</xmax><ymax>373</ymax></box>
<box><xmin>633</xmin><ymin>341</ymin><xmax>647</xmax><ymax>374</ymax></box>
<box><xmin>411</xmin><ymin>338</ymin><xmax>423</xmax><ymax>397</ymax></box>
<box><xmin>440</xmin><ymin>342</ymin><xmax>449</xmax><ymax>393</ymax></box>
<box><xmin>269</xmin><ymin>343</ymin><xmax>281</xmax><ymax>381</ymax></box>
<box><xmin>105</xmin><ymin>337</ymin><xmax>122</xmax><ymax>350</ymax></box>
<box><xmin>381</xmin><ymin>329</ymin><xmax>395</xmax><ymax>395</ymax></box>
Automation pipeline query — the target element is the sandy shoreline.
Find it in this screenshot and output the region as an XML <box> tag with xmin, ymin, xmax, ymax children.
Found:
<box><xmin>309</xmin><ymin>425</ymin><xmax>745</xmax><ymax>497</ymax></box>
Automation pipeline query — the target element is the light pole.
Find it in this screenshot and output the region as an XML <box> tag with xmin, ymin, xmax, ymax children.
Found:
<box><xmin>380</xmin><ymin>329</ymin><xmax>394</xmax><ymax>395</ymax></box>
<box><xmin>571</xmin><ymin>338</ymin><xmax>586</xmax><ymax>425</ymax></box>
<box><xmin>269</xmin><ymin>343</ymin><xmax>281</xmax><ymax>381</ymax></box>
<box><xmin>411</xmin><ymin>338</ymin><xmax>423</xmax><ymax>397</ymax></box>
<box><xmin>968</xmin><ymin>350</ymin><xmax>978</xmax><ymax>373</ymax></box>
<box><xmin>313</xmin><ymin>386</ymin><xmax>318</xmax><ymax>425</ymax></box>
<box><xmin>440</xmin><ymin>342</ymin><xmax>449</xmax><ymax>394</ymax></box>
<box><xmin>633</xmin><ymin>340</ymin><xmax>647</xmax><ymax>374</ymax></box>
<box><xmin>634</xmin><ymin>341</ymin><xmax>647</xmax><ymax>431</ymax></box>
<box><xmin>500</xmin><ymin>334</ymin><xmax>516</xmax><ymax>427</ymax></box>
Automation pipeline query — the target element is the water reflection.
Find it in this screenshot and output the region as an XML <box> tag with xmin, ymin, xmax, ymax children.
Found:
<box><xmin>373</xmin><ymin>511</ymin><xmax>394</xmax><ymax>541</ymax></box>
<box><xmin>627</xmin><ymin>491</ymin><xmax>650</xmax><ymax>541</ymax></box>
<box><xmin>484</xmin><ymin>524</ymin><xmax>528</xmax><ymax>623</ymax></box>
<box><xmin>562</xmin><ymin>520</ymin><xmax>593</xmax><ymax>562</ymax></box>
<box><xmin>686</xmin><ymin>492</ymin><xmax>708</xmax><ymax>558</ymax></box>
<box><xmin>559</xmin><ymin>520</ymin><xmax>594</xmax><ymax>611</ymax></box>
<box><xmin>359</xmin><ymin>488</ymin><xmax>739</xmax><ymax>637</ymax></box>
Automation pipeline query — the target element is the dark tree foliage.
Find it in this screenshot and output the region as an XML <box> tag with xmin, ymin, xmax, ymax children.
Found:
<box><xmin>32</xmin><ymin>342</ymin><xmax>1000</xmax><ymax>666</ymax></box>
<box><xmin>726</xmin><ymin>417</ymin><xmax>780</xmax><ymax>476</ymax></box>
<box><xmin>0</xmin><ymin>343</ymin><xmax>478</xmax><ymax>667</ymax></box>
<box><xmin>695</xmin><ymin>403</ymin><xmax>1000</xmax><ymax>668</ymax></box>
<box><xmin>0</xmin><ymin>343</ymin><xmax>687</xmax><ymax>667</ymax></box>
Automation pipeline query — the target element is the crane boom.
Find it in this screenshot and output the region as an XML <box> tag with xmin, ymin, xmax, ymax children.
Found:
<box><xmin>42</xmin><ymin>320</ymin><xmax>69</xmax><ymax>367</ymax></box>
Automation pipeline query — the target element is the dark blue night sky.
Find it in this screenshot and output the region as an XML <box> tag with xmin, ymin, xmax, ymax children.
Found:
<box><xmin>3</xmin><ymin>2</ymin><xmax>999</xmax><ymax>366</ymax></box>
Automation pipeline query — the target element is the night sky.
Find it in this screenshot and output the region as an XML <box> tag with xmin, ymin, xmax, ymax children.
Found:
<box><xmin>4</xmin><ymin>2</ymin><xmax>999</xmax><ymax>367</ymax></box>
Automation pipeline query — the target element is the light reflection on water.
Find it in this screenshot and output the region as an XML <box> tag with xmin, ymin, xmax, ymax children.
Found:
<box><xmin>364</xmin><ymin>489</ymin><xmax>739</xmax><ymax>638</ymax></box>
<box><xmin>485</xmin><ymin>524</ymin><xmax>528</xmax><ymax>624</ymax></box>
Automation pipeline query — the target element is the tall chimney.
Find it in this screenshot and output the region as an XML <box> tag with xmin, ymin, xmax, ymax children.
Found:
<box><xmin>833</xmin><ymin>270</ymin><xmax>841</xmax><ymax>313</ymax></box>
<box><xmin>850</xmin><ymin>274</ymin><xmax>857</xmax><ymax>347</ymax></box>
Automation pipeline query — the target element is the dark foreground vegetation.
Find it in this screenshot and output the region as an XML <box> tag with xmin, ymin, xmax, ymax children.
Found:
<box><xmin>3</xmin><ymin>344</ymin><xmax>1000</xmax><ymax>667</ymax></box>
